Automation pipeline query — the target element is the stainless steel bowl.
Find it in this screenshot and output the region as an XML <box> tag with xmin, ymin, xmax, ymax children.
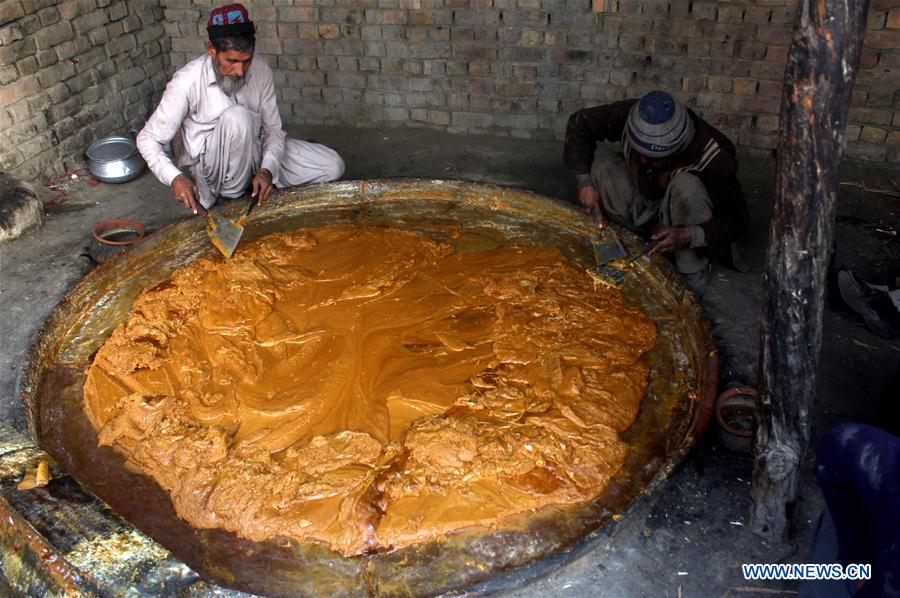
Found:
<box><xmin>85</xmin><ymin>136</ymin><xmax>146</xmax><ymax>183</ymax></box>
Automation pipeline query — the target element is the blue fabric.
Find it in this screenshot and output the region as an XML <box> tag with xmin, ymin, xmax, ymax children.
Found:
<box><xmin>638</xmin><ymin>91</ymin><xmax>676</xmax><ymax>125</ymax></box>
<box><xmin>800</xmin><ymin>510</ymin><xmax>857</xmax><ymax>598</ymax></box>
<box><xmin>815</xmin><ymin>424</ymin><xmax>900</xmax><ymax>597</ymax></box>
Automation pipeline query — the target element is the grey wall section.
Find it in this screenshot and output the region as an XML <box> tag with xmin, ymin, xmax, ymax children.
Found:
<box><xmin>163</xmin><ymin>0</ymin><xmax>900</xmax><ymax>163</ymax></box>
<box><xmin>0</xmin><ymin>0</ymin><xmax>170</xmax><ymax>182</ymax></box>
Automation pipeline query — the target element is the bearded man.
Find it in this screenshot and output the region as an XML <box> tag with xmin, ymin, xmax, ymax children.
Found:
<box><xmin>137</xmin><ymin>3</ymin><xmax>344</xmax><ymax>213</ymax></box>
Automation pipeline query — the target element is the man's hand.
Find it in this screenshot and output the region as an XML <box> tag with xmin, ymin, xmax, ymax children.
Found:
<box><xmin>251</xmin><ymin>168</ymin><xmax>273</xmax><ymax>205</ymax></box>
<box><xmin>649</xmin><ymin>226</ymin><xmax>691</xmax><ymax>255</ymax></box>
<box><xmin>171</xmin><ymin>174</ymin><xmax>202</xmax><ymax>215</ymax></box>
<box><xmin>578</xmin><ymin>185</ymin><xmax>605</xmax><ymax>229</ymax></box>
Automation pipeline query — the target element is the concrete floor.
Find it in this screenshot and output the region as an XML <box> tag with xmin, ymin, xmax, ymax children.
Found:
<box><xmin>1</xmin><ymin>125</ymin><xmax>898</xmax><ymax>596</ymax></box>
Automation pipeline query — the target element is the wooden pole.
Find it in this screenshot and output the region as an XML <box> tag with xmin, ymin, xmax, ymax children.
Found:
<box><xmin>751</xmin><ymin>0</ymin><xmax>869</xmax><ymax>540</ymax></box>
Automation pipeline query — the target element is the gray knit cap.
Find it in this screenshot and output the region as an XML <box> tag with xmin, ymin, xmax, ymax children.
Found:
<box><xmin>625</xmin><ymin>91</ymin><xmax>695</xmax><ymax>158</ymax></box>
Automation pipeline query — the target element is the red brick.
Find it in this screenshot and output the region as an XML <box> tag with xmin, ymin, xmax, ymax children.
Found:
<box><xmin>888</xmin><ymin>9</ymin><xmax>900</xmax><ymax>28</ymax></box>
<box><xmin>845</xmin><ymin>142</ymin><xmax>888</xmax><ymax>161</ymax></box>
<box><xmin>849</xmin><ymin>107</ymin><xmax>893</xmax><ymax>126</ymax></box>
<box><xmin>859</xmin><ymin>126</ymin><xmax>887</xmax><ymax>144</ymax></box>
<box><xmin>751</xmin><ymin>61</ymin><xmax>784</xmax><ymax>80</ymax></box>
<box><xmin>72</xmin><ymin>8</ymin><xmax>108</xmax><ymax>35</ymax></box>
<box><xmin>743</xmin><ymin>7</ymin><xmax>771</xmax><ymax>25</ymax></box>
<box><xmin>0</xmin><ymin>2</ymin><xmax>25</xmax><ymax>24</ymax></box>
<box><xmin>707</xmin><ymin>75</ymin><xmax>732</xmax><ymax>92</ymax></box>
<box><xmin>691</xmin><ymin>2</ymin><xmax>717</xmax><ymax>21</ymax></box>
<box><xmin>717</xmin><ymin>5</ymin><xmax>744</xmax><ymax>23</ymax></box>
<box><xmin>757</xmin><ymin>80</ymin><xmax>782</xmax><ymax>98</ymax></box>
<box><xmin>367</xmin><ymin>9</ymin><xmax>407</xmax><ymax>25</ymax></box>
<box><xmin>872</xmin><ymin>0</ymin><xmax>899</xmax><ymax>10</ymax></box>
<box><xmin>468</xmin><ymin>61</ymin><xmax>490</xmax><ymax>76</ymax></box>
<box><xmin>878</xmin><ymin>52</ymin><xmax>900</xmax><ymax>68</ymax></box>
<box><xmin>298</xmin><ymin>24</ymin><xmax>318</xmax><ymax>39</ymax></box>
<box><xmin>866</xmin><ymin>10</ymin><xmax>887</xmax><ymax>30</ymax></box>
<box><xmin>764</xmin><ymin>44</ymin><xmax>788</xmax><ymax>64</ymax></box>
<box><xmin>0</xmin><ymin>75</ymin><xmax>39</xmax><ymax>107</ymax></box>
<box><xmin>859</xmin><ymin>49</ymin><xmax>880</xmax><ymax>69</ymax></box>
<box><xmin>755</xmin><ymin>115</ymin><xmax>778</xmax><ymax>132</ymax></box>
<box><xmin>644</xmin><ymin>0</ymin><xmax>670</xmax><ymax>18</ymax></box>
<box><xmin>687</xmin><ymin>40</ymin><xmax>710</xmax><ymax>56</ymax></box>
<box><xmin>742</xmin><ymin>96</ymin><xmax>780</xmax><ymax>115</ymax></box>
<box><xmin>738</xmin><ymin>41</ymin><xmax>767</xmax><ymax>61</ymax></box>
<box><xmin>769</xmin><ymin>7</ymin><xmax>795</xmax><ymax>24</ymax></box>
<box><xmin>864</xmin><ymin>31</ymin><xmax>900</xmax><ymax>49</ymax></box>
<box><xmin>681</xmin><ymin>75</ymin><xmax>705</xmax><ymax>93</ymax></box>
<box><xmin>496</xmin><ymin>81</ymin><xmax>535</xmax><ymax>96</ymax></box>
<box><xmin>255</xmin><ymin>22</ymin><xmax>277</xmax><ymax>38</ymax></box>
<box><xmin>756</xmin><ymin>26</ymin><xmax>792</xmax><ymax>45</ymax></box>
<box><xmin>256</xmin><ymin>38</ymin><xmax>282</xmax><ymax>55</ymax></box>
<box><xmin>733</xmin><ymin>78</ymin><xmax>757</xmax><ymax>95</ymax></box>
<box><xmin>666</xmin><ymin>19</ymin><xmax>702</xmax><ymax>39</ymax></box>
<box><xmin>33</xmin><ymin>20</ymin><xmax>73</xmax><ymax>49</ymax></box>
<box><xmin>318</xmin><ymin>23</ymin><xmax>340</xmax><ymax>38</ymax></box>
<box><xmin>278</xmin><ymin>7</ymin><xmax>317</xmax><ymax>23</ymax></box>
<box><xmin>253</xmin><ymin>6</ymin><xmax>277</xmax><ymax>21</ymax></box>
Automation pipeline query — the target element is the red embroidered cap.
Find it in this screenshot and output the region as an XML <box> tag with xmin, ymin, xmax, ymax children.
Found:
<box><xmin>208</xmin><ymin>4</ymin><xmax>249</xmax><ymax>27</ymax></box>
<box><xmin>207</xmin><ymin>4</ymin><xmax>255</xmax><ymax>40</ymax></box>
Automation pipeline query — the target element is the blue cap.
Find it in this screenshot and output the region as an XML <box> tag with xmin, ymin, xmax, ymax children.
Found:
<box><xmin>625</xmin><ymin>91</ymin><xmax>694</xmax><ymax>158</ymax></box>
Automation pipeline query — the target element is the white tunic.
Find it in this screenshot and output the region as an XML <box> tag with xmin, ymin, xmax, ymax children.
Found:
<box><xmin>137</xmin><ymin>54</ymin><xmax>343</xmax><ymax>207</ymax></box>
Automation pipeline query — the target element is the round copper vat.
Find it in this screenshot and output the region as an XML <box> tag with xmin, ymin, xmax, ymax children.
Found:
<box><xmin>20</xmin><ymin>179</ymin><xmax>717</xmax><ymax>597</ymax></box>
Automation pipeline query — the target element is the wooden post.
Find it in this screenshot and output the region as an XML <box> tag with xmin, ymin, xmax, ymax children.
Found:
<box><xmin>751</xmin><ymin>0</ymin><xmax>869</xmax><ymax>540</ymax></box>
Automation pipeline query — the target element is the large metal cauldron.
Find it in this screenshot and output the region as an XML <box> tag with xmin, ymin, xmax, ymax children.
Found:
<box><xmin>19</xmin><ymin>179</ymin><xmax>716</xmax><ymax>596</ymax></box>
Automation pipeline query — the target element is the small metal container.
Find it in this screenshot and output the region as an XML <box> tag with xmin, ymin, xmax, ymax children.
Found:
<box><xmin>85</xmin><ymin>136</ymin><xmax>146</xmax><ymax>184</ymax></box>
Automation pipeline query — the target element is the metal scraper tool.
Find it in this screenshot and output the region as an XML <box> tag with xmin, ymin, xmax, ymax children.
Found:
<box><xmin>586</xmin><ymin>200</ymin><xmax>629</xmax><ymax>286</ymax></box>
<box><xmin>588</xmin><ymin>203</ymin><xmax>627</xmax><ymax>263</ymax></box>
<box><xmin>207</xmin><ymin>195</ymin><xmax>256</xmax><ymax>258</ymax></box>
<box><xmin>592</xmin><ymin>232</ymin><xmax>628</xmax><ymax>266</ymax></box>
<box><xmin>589</xmin><ymin>241</ymin><xmax>653</xmax><ymax>287</ymax></box>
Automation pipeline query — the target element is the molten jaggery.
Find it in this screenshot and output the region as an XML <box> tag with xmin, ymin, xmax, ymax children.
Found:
<box><xmin>82</xmin><ymin>225</ymin><xmax>657</xmax><ymax>555</ymax></box>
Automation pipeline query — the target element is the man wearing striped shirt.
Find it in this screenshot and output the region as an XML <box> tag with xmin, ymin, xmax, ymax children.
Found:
<box><xmin>563</xmin><ymin>90</ymin><xmax>749</xmax><ymax>295</ymax></box>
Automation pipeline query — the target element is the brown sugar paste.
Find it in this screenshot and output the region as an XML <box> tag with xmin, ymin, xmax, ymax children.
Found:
<box><xmin>83</xmin><ymin>224</ymin><xmax>657</xmax><ymax>556</ymax></box>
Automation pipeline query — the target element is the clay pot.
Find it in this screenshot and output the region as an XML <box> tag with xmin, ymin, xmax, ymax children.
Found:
<box><xmin>89</xmin><ymin>219</ymin><xmax>146</xmax><ymax>264</ymax></box>
<box><xmin>715</xmin><ymin>386</ymin><xmax>757</xmax><ymax>453</ymax></box>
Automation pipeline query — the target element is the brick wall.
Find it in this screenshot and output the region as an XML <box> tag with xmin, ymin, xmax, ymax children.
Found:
<box><xmin>163</xmin><ymin>0</ymin><xmax>898</xmax><ymax>163</ymax></box>
<box><xmin>0</xmin><ymin>0</ymin><xmax>170</xmax><ymax>181</ymax></box>
<box><xmin>2</xmin><ymin>1</ymin><xmax>898</xmax><ymax>183</ymax></box>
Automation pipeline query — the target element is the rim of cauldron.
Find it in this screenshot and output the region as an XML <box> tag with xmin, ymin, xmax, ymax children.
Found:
<box><xmin>16</xmin><ymin>178</ymin><xmax>719</xmax><ymax>597</ymax></box>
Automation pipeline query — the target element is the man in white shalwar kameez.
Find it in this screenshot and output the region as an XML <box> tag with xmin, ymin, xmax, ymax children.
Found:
<box><xmin>137</xmin><ymin>3</ymin><xmax>344</xmax><ymax>213</ymax></box>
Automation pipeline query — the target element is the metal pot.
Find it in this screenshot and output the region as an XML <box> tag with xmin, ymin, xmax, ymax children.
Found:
<box><xmin>21</xmin><ymin>180</ymin><xmax>717</xmax><ymax>597</ymax></box>
<box><xmin>85</xmin><ymin>136</ymin><xmax>146</xmax><ymax>183</ymax></box>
